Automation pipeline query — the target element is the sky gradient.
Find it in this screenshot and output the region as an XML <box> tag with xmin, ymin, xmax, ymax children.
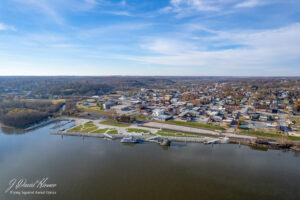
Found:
<box><xmin>0</xmin><ymin>0</ymin><xmax>300</xmax><ymax>76</ymax></box>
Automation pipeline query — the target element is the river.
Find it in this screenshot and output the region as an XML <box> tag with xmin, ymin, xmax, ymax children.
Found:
<box><xmin>0</xmin><ymin>121</ymin><xmax>299</xmax><ymax>200</ymax></box>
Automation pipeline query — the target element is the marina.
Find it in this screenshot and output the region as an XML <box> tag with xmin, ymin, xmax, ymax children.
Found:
<box><xmin>51</xmin><ymin>118</ymin><xmax>300</xmax><ymax>151</ymax></box>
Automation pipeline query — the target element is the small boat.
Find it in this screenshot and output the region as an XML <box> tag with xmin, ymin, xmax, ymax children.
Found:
<box><xmin>146</xmin><ymin>136</ymin><xmax>170</xmax><ymax>146</ymax></box>
<box><xmin>104</xmin><ymin>133</ymin><xmax>113</xmax><ymax>139</ymax></box>
<box><xmin>220</xmin><ymin>137</ymin><xmax>229</xmax><ymax>144</ymax></box>
<box><xmin>121</xmin><ymin>136</ymin><xmax>139</xmax><ymax>143</ymax></box>
<box><xmin>204</xmin><ymin>138</ymin><xmax>221</xmax><ymax>144</ymax></box>
<box><xmin>204</xmin><ymin>137</ymin><xmax>229</xmax><ymax>144</ymax></box>
<box><xmin>158</xmin><ymin>138</ymin><xmax>170</xmax><ymax>146</ymax></box>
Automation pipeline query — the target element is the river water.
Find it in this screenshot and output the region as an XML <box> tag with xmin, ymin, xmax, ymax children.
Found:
<box><xmin>0</xmin><ymin>121</ymin><xmax>299</xmax><ymax>200</ymax></box>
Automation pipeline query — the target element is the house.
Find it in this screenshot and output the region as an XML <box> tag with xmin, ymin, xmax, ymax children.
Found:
<box><xmin>152</xmin><ymin>109</ymin><xmax>165</xmax><ymax>117</ymax></box>
<box><xmin>152</xmin><ymin>109</ymin><xmax>171</xmax><ymax>121</ymax></box>
<box><xmin>164</xmin><ymin>95</ymin><xmax>172</xmax><ymax>101</ymax></box>
<box><xmin>259</xmin><ymin>115</ymin><xmax>268</xmax><ymax>122</ymax></box>
<box><xmin>103</xmin><ymin>101</ymin><xmax>116</xmax><ymax>110</ymax></box>
<box><xmin>110</xmin><ymin>105</ymin><xmax>130</xmax><ymax>112</ymax></box>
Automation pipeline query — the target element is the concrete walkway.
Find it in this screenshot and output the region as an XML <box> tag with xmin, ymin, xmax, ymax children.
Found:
<box><xmin>142</xmin><ymin>122</ymin><xmax>222</xmax><ymax>136</ymax></box>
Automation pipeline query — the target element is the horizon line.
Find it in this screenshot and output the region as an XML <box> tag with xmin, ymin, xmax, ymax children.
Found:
<box><xmin>0</xmin><ymin>75</ymin><xmax>300</xmax><ymax>78</ymax></box>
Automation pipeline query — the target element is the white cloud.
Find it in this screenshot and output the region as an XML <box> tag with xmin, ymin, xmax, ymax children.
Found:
<box><xmin>14</xmin><ymin>0</ymin><xmax>65</xmax><ymax>24</ymax></box>
<box><xmin>119</xmin><ymin>0</ymin><xmax>126</xmax><ymax>6</ymax></box>
<box><xmin>124</xmin><ymin>23</ymin><xmax>300</xmax><ymax>75</ymax></box>
<box><xmin>101</xmin><ymin>10</ymin><xmax>132</xmax><ymax>16</ymax></box>
<box><xmin>235</xmin><ymin>0</ymin><xmax>264</xmax><ymax>8</ymax></box>
<box><xmin>160</xmin><ymin>0</ymin><xmax>219</xmax><ymax>17</ymax></box>
<box><xmin>85</xmin><ymin>0</ymin><xmax>98</xmax><ymax>5</ymax></box>
<box><xmin>0</xmin><ymin>23</ymin><xmax>16</xmax><ymax>31</ymax></box>
<box><xmin>161</xmin><ymin>0</ymin><xmax>277</xmax><ymax>17</ymax></box>
<box><xmin>140</xmin><ymin>38</ymin><xmax>197</xmax><ymax>55</ymax></box>
<box><xmin>170</xmin><ymin>0</ymin><xmax>219</xmax><ymax>11</ymax></box>
<box><xmin>12</xmin><ymin>0</ymin><xmax>133</xmax><ymax>24</ymax></box>
<box><xmin>78</xmin><ymin>22</ymin><xmax>153</xmax><ymax>39</ymax></box>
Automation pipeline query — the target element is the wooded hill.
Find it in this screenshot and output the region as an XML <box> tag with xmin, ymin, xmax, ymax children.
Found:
<box><xmin>0</xmin><ymin>100</ymin><xmax>64</xmax><ymax>128</ymax></box>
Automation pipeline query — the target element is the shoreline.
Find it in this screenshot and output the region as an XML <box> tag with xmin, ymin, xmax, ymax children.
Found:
<box><xmin>2</xmin><ymin>116</ymin><xmax>299</xmax><ymax>151</ymax></box>
<box><xmin>52</xmin><ymin>131</ymin><xmax>227</xmax><ymax>143</ymax></box>
<box><xmin>51</xmin><ymin>117</ymin><xmax>300</xmax><ymax>151</ymax></box>
<box><xmin>52</xmin><ymin>130</ymin><xmax>300</xmax><ymax>151</ymax></box>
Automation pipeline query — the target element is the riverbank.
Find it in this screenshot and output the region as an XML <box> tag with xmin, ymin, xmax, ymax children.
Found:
<box><xmin>51</xmin><ymin>118</ymin><xmax>300</xmax><ymax>151</ymax></box>
<box><xmin>52</xmin><ymin>130</ymin><xmax>300</xmax><ymax>151</ymax></box>
<box><xmin>52</xmin><ymin>131</ymin><xmax>229</xmax><ymax>144</ymax></box>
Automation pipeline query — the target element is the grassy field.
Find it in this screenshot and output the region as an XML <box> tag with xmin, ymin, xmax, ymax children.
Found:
<box><xmin>129</xmin><ymin>115</ymin><xmax>147</xmax><ymax>120</ymax></box>
<box><xmin>161</xmin><ymin>120</ymin><xmax>225</xmax><ymax>131</ymax></box>
<box><xmin>68</xmin><ymin>122</ymin><xmax>111</xmax><ymax>134</ymax></box>
<box><xmin>107</xmin><ymin>129</ymin><xmax>118</xmax><ymax>134</ymax></box>
<box><xmin>91</xmin><ymin>128</ymin><xmax>109</xmax><ymax>134</ymax></box>
<box><xmin>77</xmin><ymin>105</ymin><xmax>109</xmax><ymax>114</ymax></box>
<box><xmin>288</xmin><ymin>136</ymin><xmax>300</xmax><ymax>141</ymax></box>
<box><xmin>84</xmin><ymin>121</ymin><xmax>96</xmax><ymax>128</ymax></box>
<box><xmin>81</xmin><ymin>127</ymin><xmax>98</xmax><ymax>133</ymax></box>
<box><xmin>126</xmin><ymin>128</ymin><xmax>150</xmax><ymax>133</ymax></box>
<box><xmin>68</xmin><ymin>125</ymin><xmax>83</xmax><ymax>132</ymax></box>
<box><xmin>78</xmin><ymin>105</ymin><xmax>148</xmax><ymax>121</ymax></box>
<box><xmin>99</xmin><ymin>121</ymin><xmax>130</xmax><ymax>127</ymax></box>
<box><xmin>239</xmin><ymin>130</ymin><xmax>300</xmax><ymax>141</ymax></box>
<box><xmin>68</xmin><ymin>122</ymin><xmax>98</xmax><ymax>133</ymax></box>
<box><xmin>156</xmin><ymin>130</ymin><xmax>202</xmax><ymax>138</ymax></box>
<box><xmin>81</xmin><ymin>122</ymin><xmax>98</xmax><ymax>133</ymax></box>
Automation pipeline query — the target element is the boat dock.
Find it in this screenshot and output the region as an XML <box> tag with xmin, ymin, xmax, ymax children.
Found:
<box><xmin>52</xmin><ymin>131</ymin><xmax>229</xmax><ymax>144</ymax></box>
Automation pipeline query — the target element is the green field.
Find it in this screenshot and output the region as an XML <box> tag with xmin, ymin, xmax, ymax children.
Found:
<box><xmin>68</xmin><ymin>125</ymin><xmax>83</xmax><ymax>132</ymax></box>
<box><xmin>129</xmin><ymin>115</ymin><xmax>147</xmax><ymax>120</ymax></box>
<box><xmin>77</xmin><ymin>105</ymin><xmax>109</xmax><ymax>114</ymax></box>
<box><xmin>107</xmin><ymin>129</ymin><xmax>118</xmax><ymax>134</ymax></box>
<box><xmin>126</xmin><ymin>128</ymin><xmax>150</xmax><ymax>133</ymax></box>
<box><xmin>84</xmin><ymin>121</ymin><xmax>96</xmax><ymax>128</ymax></box>
<box><xmin>288</xmin><ymin>136</ymin><xmax>300</xmax><ymax>141</ymax></box>
<box><xmin>68</xmin><ymin>122</ymin><xmax>98</xmax><ymax>133</ymax></box>
<box><xmin>99</xmin><ymin>121</ymin><xmax>130</xmax><ymax>127</ymax></box>
<box><xmin>91</xmin><ymin>128</ymin><xmax>109</xmax><ymax>134</ymax></box>
<box><xmin>161</xmin><ymin>120</ymin><xmax>225</xmax><ymax>131</ymax></box>
<box><xmin>81</xmin><ymin>127</ymin><xmax>98</xmax><ymax>133</ymax></box>
<box><xmin>156</xmin><ymin>130</ymin><xmax>202</xmax><ymax>138</ymax></box>
<box><xmin>68</xmin><ymin>122</ymin><xmax>112</xmax><ymax>134</ymax></box>
<box><xmin>239</xmin><ymin>130</ymin><xmax>300</xmax><ymax>141</ymax></box>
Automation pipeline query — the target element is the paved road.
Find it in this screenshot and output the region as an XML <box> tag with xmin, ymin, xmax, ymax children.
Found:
<box><xmin>142</xmin><ymin>122</ymin><xmax>221</xmax><ymax>136</ymax></box>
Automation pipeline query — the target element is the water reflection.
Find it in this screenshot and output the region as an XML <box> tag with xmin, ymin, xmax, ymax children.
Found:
<box><xmin>0</xmin><ymin>119</ymin><xmax>70</xmax><ymax>135</ymax></box>
<box><xmin>121</xmin><ymin>143</ymin><xmax>138</xmax><ymax>147</ymax></box>
<box><xmin>249</xmin><ymin>145</ymin><xmax>269</xmax><ymax>151</ymax></box>
<box><xmin>0</xmin><ymin>123</ymin><xmax>300</xmax><ymax>200</ymax></box>
<box><xmin>0</xmin><ymin>126</ymin><xmax>26</xmax><ymax>135</ymax></box>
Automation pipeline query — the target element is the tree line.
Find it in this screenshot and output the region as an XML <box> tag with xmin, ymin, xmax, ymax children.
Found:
<box><xmin>0</xmin><ymin>100</ymin><xmax>64</xmax><ymax>128</ymax></box>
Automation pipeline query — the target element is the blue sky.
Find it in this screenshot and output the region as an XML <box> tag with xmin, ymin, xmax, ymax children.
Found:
<box><xmin>0</xmin><ymin>0</ymin><xmax>299</xmax><ymax>76</ymax></box>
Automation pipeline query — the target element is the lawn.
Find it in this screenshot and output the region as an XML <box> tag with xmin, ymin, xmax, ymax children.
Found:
<box><xmin>77</xmin><ymin>105</ymin><xmax>109</xmax><ymax>114</ymax></box>
<box><xmin>288</xmin><ymin>136</ymin><xmax>300</xmax><ymax>141</ymax></box>
<box><xmin>99</xmin><ymin>121</ymin><xmax>130</xmax><ymax>127</ymax></box>
<box><xmin>107</xmin><ymin>129</ymin><xmax>118</xmax><ymax>134</ymax></box>
<box><xmin>126</xmin><ymin>128</ymin><xmax>150</xmax><ymax>133</ymax></box>
<box><xmin>80</xmin><ymin>122</ymin><xmax>98</xmax><ymax>132</ymax></box>
<box><xmin>91</xmin><ymin>128</ymin><xmax>109</xmax><ymax>134</ymax></box>
<box><xmin>68</xmin><ymin>125</ymin><xmax>83</xmax><ymax>132</ymax></box>
<box><xmin>84</xmin><ymin>121</ymin><xmax>96</xmax><ymax>128</ymax></box>
<box><xmin>129</xmin><ymin>115</ymin><xmax>147</xmax><ymax>120</ymax></box>
<box><xmin>156</xmin><ymin>130</ymin><xmax>202</xmax><ymax>138</ymax></box>
<box><xmin>81</xmin><ymin>126</ymin><xmax>98</xmax><ymax>133</ymax></box>
<box><xmin>68</xmin><ymin>122</ymin><xmax>101</xmax><ymax>133</ymax></box>
<box><xmin>239</xmin><ymin>130</ymin><xmax>300</xmax><ymax>141</ymax></box>
<box><xmin>162</xmin><ymin>120</ymin><xmax>225</xmax><ymax>131</ymax></box>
